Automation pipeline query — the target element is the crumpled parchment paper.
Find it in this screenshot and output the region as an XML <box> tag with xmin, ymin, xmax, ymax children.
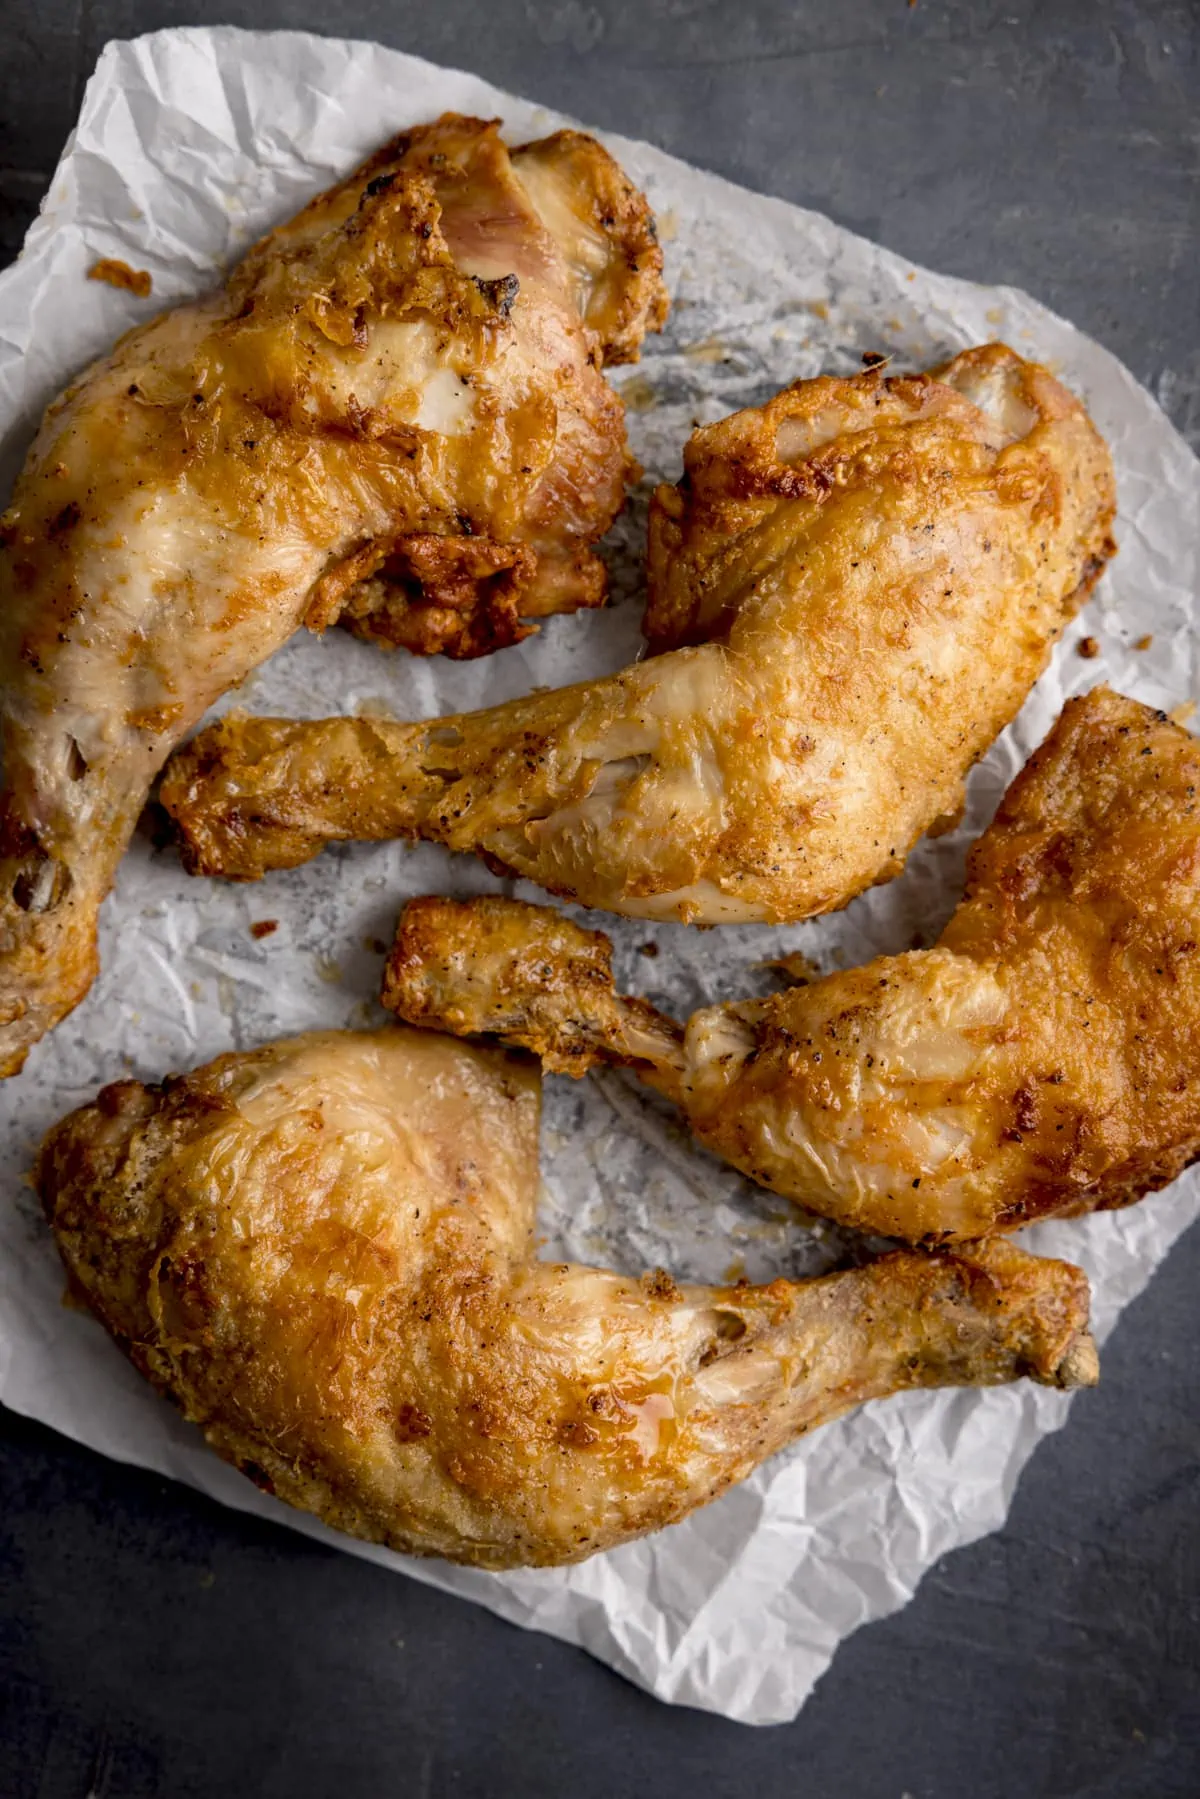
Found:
<box><xmin>1</xmin><ymin>26</ymin><xmax>1197</xmax><ymax>1728</ymax></box>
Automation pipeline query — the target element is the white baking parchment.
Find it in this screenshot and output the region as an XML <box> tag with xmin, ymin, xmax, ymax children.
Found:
<box><xmin>0</xmin><ymin>27</ymin><xmax>1198</xmax><ymax>1728</ymax></box>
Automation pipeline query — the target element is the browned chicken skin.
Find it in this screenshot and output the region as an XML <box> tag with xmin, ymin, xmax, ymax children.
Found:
<box><xmin>163</xmin><ymin>345</ymin><xmax>1115</xmax><ymax>922</ymax></box>
<box><xmin>0</xmin><ymin>115</ymin><xmax>667</xmax><ymax>1076</ymax></box>
<box><xmin>383</xmin><ymin>688</ymin><xmax>1200</xmax><ymax>1245</ymax></box>
<box><xmin>39</xmin><ymin>1027</ymin><xmax>1095</xmax><ymax>1569</ymax></box>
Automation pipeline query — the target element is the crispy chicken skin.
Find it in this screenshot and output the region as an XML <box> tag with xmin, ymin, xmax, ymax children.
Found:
<box><xmin>39</xmin><ymin>1028</ymin><xmax>1095</xmax><ymax>1569</ymax></box>
<box><xmin>384</xmin><ymin>688</ymin><xmax>1200</xmax><ymax>1245</ymax></box>
<box><xmin>0</xmin><ymin>115</ymin><xmax>667</xmax><ymax>1076</ymax></box>
<box><xmin>164</xmin><ymin>345</ymin><xmax>1115</xmax><ymax>921</ymax></box>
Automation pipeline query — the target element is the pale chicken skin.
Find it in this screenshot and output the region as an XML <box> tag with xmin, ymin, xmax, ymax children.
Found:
<box><xmin>39</xmin><ymin>1028</ymin><xmax>1095</xmax><ymax>1569</ymax></box>
<box><xmin>383</xmin><ymin>688</ymin><xmax>1200</xmax><ymax>1245</ymax></box>
<box><xmin>164</xmin><ymin>345</ymin><xmax>1115</xmax><ymax>924</ymax></box>
<box><xmin>0</xmin><ymin>115</ymin><xmax>667</xmax><ymax>1075</ymax></box>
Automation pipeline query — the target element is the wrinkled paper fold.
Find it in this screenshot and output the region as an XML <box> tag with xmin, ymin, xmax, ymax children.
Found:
<box><xmin>0</xmin><ymin>27</ymin><xmax>1197</xmax><ymax>1725</ymax></box>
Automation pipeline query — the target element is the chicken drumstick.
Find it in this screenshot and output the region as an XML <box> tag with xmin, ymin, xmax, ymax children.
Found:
<box><xmin>165</xmin><ymin>345</ymin><xmax>1115</xmax><ymax>924</ymax></box>
<box><xmin>384</xmin><ymin>687</ymin><xmax>1200</xmax><ymax>1245</ymax></box>
<box><xmin>0</xmin><ymin>115</ymin><xmax>666</xmax><ymax>1075</ymax></box>
<box><xmin>40</xmin><ymin>1027</ymin><xmax>1095</xmax><ymax>1569</ymax></box>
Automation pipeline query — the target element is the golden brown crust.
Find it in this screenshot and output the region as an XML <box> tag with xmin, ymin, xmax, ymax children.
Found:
<box><xmin>938</xmin><ymin>686</ymin><xmax>1200</xmax><ymax>1228</ymax></box>
<box><xmin>307</xmin><ymin>532</ymin><xmax>541</xmax><ymax>657</ymax></box>
<box><xmin>644</xmin><ymin>344</ymin><xmax>1115</xmax><ymax>652</ymax></box>
<box><xmin>385</xmin><ymin>894</ymin><xmax>683</xmax><ymax>1080</ymax></box>
<box><xmin>0</xmin><ymin>115</ymin><xmax>667</xmax><ymax>1074</ymax></box>
<box><xmin>38</xmin><ymin>1028</ymin><xmax>1095</xmax><ymax>1569</ymax></box>
<box><xmin>164</xmin><ymin>344</ymin><xmax>1116</xmax><ymax>926</ymax></box>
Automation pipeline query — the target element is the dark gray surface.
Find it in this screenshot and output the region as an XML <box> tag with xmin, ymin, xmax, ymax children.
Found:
<box><xmin>1</xmin><ymin>2</ymin><xmax>1197</xmax><ymax>1793</ymax></box>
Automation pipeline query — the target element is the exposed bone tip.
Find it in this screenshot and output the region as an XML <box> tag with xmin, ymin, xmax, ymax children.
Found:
<box><xmin>1054</xmin><ymin>1330</ymin><xmax>1100</xmax><ymax>1391</ymax></box>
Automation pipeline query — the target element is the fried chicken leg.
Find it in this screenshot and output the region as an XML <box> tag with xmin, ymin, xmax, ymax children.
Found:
<box><xmin>39</xmin><ymin>1028</ymin><xmax>1095</xmax><ymax>1569</ymax></box>
<box><xmin>0</xmin><ymin>115</ymin><xmax>667</xmax><ymax>1075</ymax></box>
<box><xmin>384</xmin><ymin>687</ymin><xmax>1200</xmax><ymax>1245</ymax></box>
<box><xmin>164</xmin><ymin>345</ymin><xmax>1115</xmax><ymax>924</ymax></box>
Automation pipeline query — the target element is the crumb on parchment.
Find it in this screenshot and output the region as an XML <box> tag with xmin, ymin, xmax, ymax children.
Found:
<box><xmin>249</xmin><ymin>919</ymin><xmax>278</xmax><ymax>939</ymax></box>
<box><xmin>1077</xmin><ymin>635</ymin><xmax>1101</xmax><ymax>659</ymax></box>
<box><xmin>88</xmin><ymin>258</ymin><xmax>152</xmax><ymax>298</ymax></box>
<box><xmin>619</xmin><ymin>372</ymin><xmax>658</xmax><ymax>411</ymax></box>
<box><xmin>767</xmin><ymin>949</ymin><xmax>820</xmax><ymax>986</ymax></box>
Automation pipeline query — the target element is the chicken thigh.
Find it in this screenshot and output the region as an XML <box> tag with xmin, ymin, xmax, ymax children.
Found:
<box><xmin>0</xmin><ymin>115</ymin><xmax>666</xmax><ymax>1075</ymax></box>
<box><xmin>383</xmin><ymin>687</ymin><xmax>1200</xmax><ymax>1245</ymax></box>
<box><xmin>164</xmin><ymin>345</ymin><xmax>1115</xmax><ymax>924</ymax></box>
<box><xmin>40</xmin><ymin>1027</ymin><xmax>1095</xmax><ymax>1569</ymax></box>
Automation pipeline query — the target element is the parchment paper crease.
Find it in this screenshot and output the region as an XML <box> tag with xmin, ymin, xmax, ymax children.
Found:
<box><xmin>0</xmin><ymin>27</ymin><xmax>1197</xmax><ymax>1726</ymax></box>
